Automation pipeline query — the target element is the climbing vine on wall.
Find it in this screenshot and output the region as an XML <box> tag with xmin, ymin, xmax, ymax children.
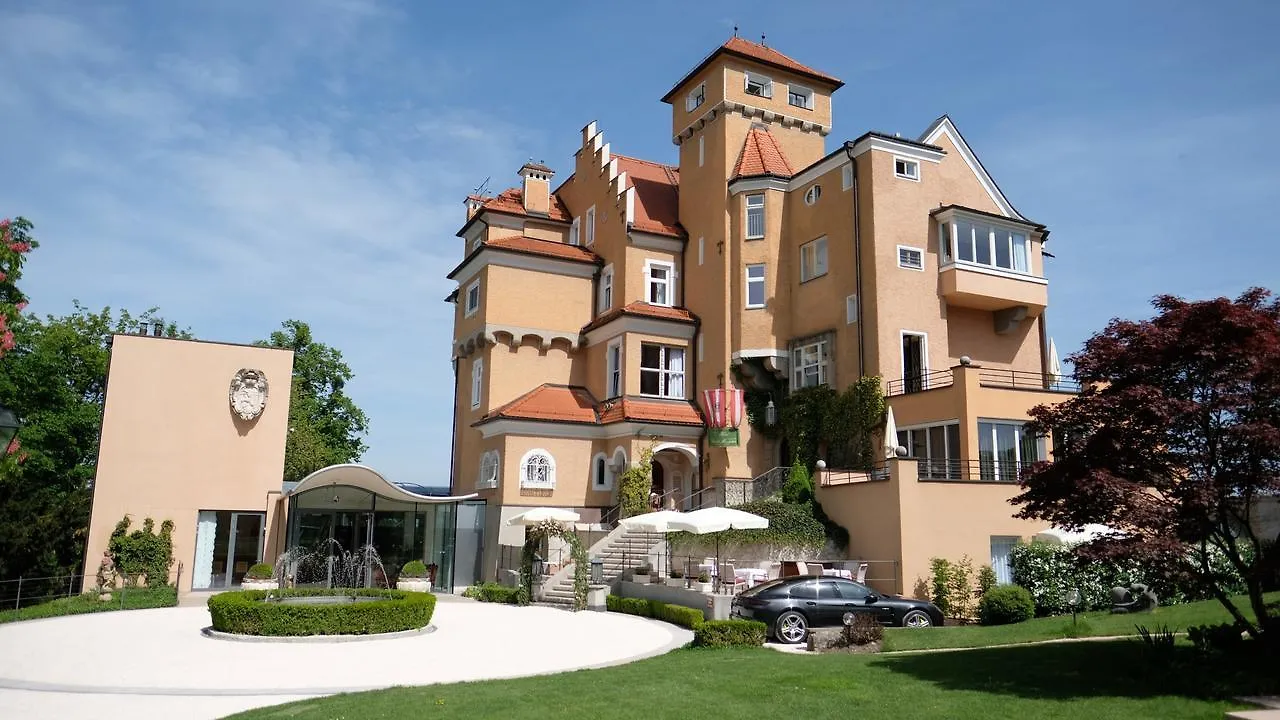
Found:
<box><xmin>745</xmin><ymin>377</ymin><xmax>885</xmax><ymax>470</ymax></box>
<box><xmin>518</xmin><ymin>520</ymin><xmax>589</xmax><ymax>611</ymax></box>
<box><xmin>617</xmin><ymin>443</ymin><xmax>655</xmax><ymax>519</ymax></box>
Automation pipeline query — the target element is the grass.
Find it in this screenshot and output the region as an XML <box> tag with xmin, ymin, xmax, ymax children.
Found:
<box><xmin>0</xmin><ymin>586</ymin><xmax>177</xmax><ymax>624</ymax></box>
<box><xmin>229</xmin><ymin>639</ymin><xmax>1278</xmax><ymax>720</ymax></box>
<box><xmin>882</xmin><ymin>591</ymin><xmax>1280</xmax><ymax>652</ymax></box>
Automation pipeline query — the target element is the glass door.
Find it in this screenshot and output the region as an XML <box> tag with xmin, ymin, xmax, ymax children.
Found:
<box><xmin>229</xmin><ymin>513</ymin><xmax>264</xmax><ymax>586</ymax></box>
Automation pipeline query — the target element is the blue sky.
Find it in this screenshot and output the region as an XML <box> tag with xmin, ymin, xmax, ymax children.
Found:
<box><xmin>3</xmin><ymin>0</ymin><xmax>1278</xmax><ymax>487</ymax></box>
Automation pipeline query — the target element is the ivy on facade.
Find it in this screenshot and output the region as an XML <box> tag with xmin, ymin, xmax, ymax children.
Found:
<box><xmin>744</xmin><ymin>376</ymin><xmax>885</xmax><ymax>470</ymax></box>
<box><xmin>518</xmin><ymin>520</ymin><xmax>589</xmax><ymax>611</ymax></box>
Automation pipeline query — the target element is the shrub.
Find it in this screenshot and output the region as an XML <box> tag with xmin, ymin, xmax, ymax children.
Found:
<box><xmin>635</xmin><ymin>563</ymin><xmax>652</xmax><ymax>575</ymax></box>
<box><xmin>669</xmin><ymin>499</ymin><xmax>826</xmax><ymax>557</ymax></box>
<box><xmin>780</xmin><ymin>459</ymin><xmax>813</xmax><ymax>504</ymax></box>
<box><xmin>108</xmin><ymin>515</ymin><xmax>175</xmax><ymax>588</ymax></box>
<box><xmin>977</xmin><ymin>565</ymin><xmax>998</xmax><ymax>597</ymax></box>
<box><xmin>697</xmin><ymin>571</ymin><xmax>711</xmax><ymax>583</ymax></box>
<box><xmin>978</xmin><ymin>585</ymin><xmax>1035</xmax><ymax>626</ymax></box>
<box><xmin>841</xmin><ymin>613</ymin><xmax>883</xmax><ymax>646</ymax></box>
<box><xmin>0</xmin><ymin>586</ymin><xmax>177</xmax><ymax>625</ymax></box>
<box><xmin>929</xmin><ymin>558</ymin><xmax>952</xmax><ymax>617</ymax></box>
<box><xmin>669</xmin><ymin>568</ymin><xmax>684</xmax><ymax>579</ymax></box>
<box><xmin>1188</xmin><ymin>622</ymin><xmax>1245</xmax><ymax>654</ymax></box>
<box><xmin>461</xmin><ymin>583</ymin><xmax>521</xmax><ymax>604</ymax></box>
<box><xmin>694</xmin><ymin>619</ymin><xmax>767</xmax><ymax>648</ymax></box>
<box><xmin>947</xmin><ymin>555</ymin><xmax>977</xmax><ymax>620</ymax></box>
<box><xmin>245</xmin><ymin>563</ymin><xmax>274</xmax><ymax>581</ymax></box>
<box><xmin>400</xmin><ymin>560</ymin><xmax>429</xmax><ymax>579</ymax></box>
<box><xmin>208</xmin><ymin>589</ymin><xmax>436</xmax><ymax>636</ymax></box>
<box><xmin>605</xmin><ymin>595</ymin><xmax>704</xmax><ymax>630</ymax></box>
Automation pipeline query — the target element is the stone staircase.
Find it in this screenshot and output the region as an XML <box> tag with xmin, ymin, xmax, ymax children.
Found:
<box><xmin>540</xmin><ymin>526</ymin><xmax>666</xmax><ymax>607</ymax></box>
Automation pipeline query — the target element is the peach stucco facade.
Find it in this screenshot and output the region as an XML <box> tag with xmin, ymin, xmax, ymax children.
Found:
<box><xmin>447</xmin><ymin>37</ymin><xmax>1073</xmax><ymax>589</ymax></box>
<box><xmin>83</xmin><ymin>334</ymin><xmax>293</xmax><ymax>593</ymax></box>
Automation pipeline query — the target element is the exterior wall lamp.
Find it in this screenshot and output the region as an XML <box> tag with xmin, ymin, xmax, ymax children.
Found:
<box><xmin>765</xmin><ymin>399</ymin><xmax>778</xmax><ymax>426</ymax></box>
<box><xmin>0</xmin><ymin>403</ymin><xmax>20</xmax><ymax>449</ymax></box>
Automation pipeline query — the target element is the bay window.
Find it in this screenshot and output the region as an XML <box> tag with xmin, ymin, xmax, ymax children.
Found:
<box><xmin>940</xmin><ymin>215</ymin><xmax>1032</xmax><ymax>274</ymax></box>
<box><xmin>640</xmin><ymin>343</ymin><xmax>685</xmax><ymax>398</ymax></box>
<box><xmin>791</xmin><ymin>338</ymin><xmax>829</xmax><ymax>389</ymax></box>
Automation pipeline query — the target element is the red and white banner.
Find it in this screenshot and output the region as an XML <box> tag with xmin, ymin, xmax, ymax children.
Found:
<box><xmin>701</xmin><ymin>388</ymin><xmax>744</xmax><ymax>429</ymax></box>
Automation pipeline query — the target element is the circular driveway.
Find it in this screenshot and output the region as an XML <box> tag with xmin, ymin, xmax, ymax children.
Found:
<box><xmin>0</xmin><ymin>596</ymin><xmax>692</xmax><ymax>719</ymax></box>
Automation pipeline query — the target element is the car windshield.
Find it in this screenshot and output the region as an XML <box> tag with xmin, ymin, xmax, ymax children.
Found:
<box><xmin>738</xmin><ymin>578</ymin><xmax>788</xmax><ymax>597</ymax></box>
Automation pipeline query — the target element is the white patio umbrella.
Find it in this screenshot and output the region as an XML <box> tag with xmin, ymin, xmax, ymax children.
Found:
<box><xmin>1047</xmin><ymin>337</ymin><xmax>1063</xmax><ymax>386</ymax></box>
<box><xmin>668</xmin><ymin>508</ymin><xmax>769</xmax><ymax>589</ymax></box>
<box><xmin>1035</xmin><ymin>524</ymin><xmax>1114</xmax><ymax>545</ymax></box>
<box><xmin>504</xmin><ymin>507</ymin><xmax>581</xmax><ymax>526</ymax></box>
<box><xmin>884</xmin><ymin>405</ymin><xmax>899</xmax><ymax>459</ymax></box>
<box><xmin>619</xmin><ymin>510</ymin><xmax>689</xmax><ymax>576</ymax></box>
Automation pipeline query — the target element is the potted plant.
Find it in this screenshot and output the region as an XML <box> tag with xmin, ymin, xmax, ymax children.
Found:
<box><xmin>666</xmin><ymin>567</ymin><xmax>686</xmax><ymax>588</ymax></box>
<box><xmin>633</xmin><ymin>563</ymin><xmax>651</xmax><ymax>581</ymax></box>
<box><xmin>693</xmin><ymin>571</ymin><xmax>713</xmax><ymax>593</ymax></box>
<box><xmin>241</xmin><ymin>563</ymin><xmax>277</xmax><ymax>591</ymax></box>
<box><xmin>651</xmin><ymin>571</ymin><xmax>664</xmax><ymax>584</ymax></box>
<box><xmin>397</xmin><ymin>560</ymin><xmax>433</xmax><ymax>592</ymax></box>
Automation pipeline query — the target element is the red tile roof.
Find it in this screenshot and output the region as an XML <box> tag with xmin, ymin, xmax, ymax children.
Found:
<box><xmin>615</xmin><ymin>156</ymin><xmax>684</xmax><ymax>238</ymax></box>
<box><xmin>475</xmin><ymin>385</ymin><xmax>704</xmax><ymax>428</ymax></box>
<box><xmin>582</xmin><ymin>301</ymin><xmax>697</xmax><ymax>333</ymax></box>
<box><xmin>662</xmin><ymin>37</ymin><xmax>844</xmax><ymax>103</ymax></box>
<box><xmin>598</xmin><ymin>397</ymin><xmax>703</xmax><ymax>426</ymax></box>
<box><xmin>732</xmin><ymin>126</ymin><xmax>794</xmax><ymax>179</ymax></box>
<box><xmin>484</xmin><ymin>236</ymin><xmax>601</xmax><ymax>264</ymax></box>
<box><xmin>477</xmin><ymin>187</ymin><xmax>572</xmax><ymax>223</ymax></box>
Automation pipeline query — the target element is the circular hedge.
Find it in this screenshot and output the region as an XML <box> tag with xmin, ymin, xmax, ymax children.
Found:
<box><xmin>207</xmin><ymin>588</ymin><xmax>436</xmax><ymax>636</ymax></box>
<box><xmin>978</xmin><ymin>584</ymin><xmax>1035</xmax><ymax>626</ymax></box>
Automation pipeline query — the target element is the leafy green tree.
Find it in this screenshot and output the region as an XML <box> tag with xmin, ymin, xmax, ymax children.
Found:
<box><xmin>258</xmin><ymin>320</ymin><xmax>368</xmax><ymax>482</ymax></box>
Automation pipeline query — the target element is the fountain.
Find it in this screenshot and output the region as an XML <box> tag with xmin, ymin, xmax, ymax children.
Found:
<box><xmin>266</xmin><ymin>540</ymin><xmax>392</xmax><ymax>604</ymax></box>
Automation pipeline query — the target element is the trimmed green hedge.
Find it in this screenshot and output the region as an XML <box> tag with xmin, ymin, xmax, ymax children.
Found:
<box><xmin>461</xmin><ymin>583</ymin><xmax>522</xmax><ymax>604</ymax></box>
<box><xmin>207</xmin><ymin>588</ymin><xmax>436</xmax><ymax>636</ymax></box>
<box><xmin>978</xmin><ymin>585</ymin><xmax>1036</xmax><ymax>626</ymax></box>
<box><xmin>0</xmin><ymin>586</ymin><xmax>177</xmax><ymax>625</ymax></box>
<box><xmin>694</xmin><ymin>619</ymin><xmax>768</xmax><ymax>647</ymax></box>
<box><xmin>605</xmin><ymin>595</ymin><xmax>705</xmax><ymax>630</ymax></box>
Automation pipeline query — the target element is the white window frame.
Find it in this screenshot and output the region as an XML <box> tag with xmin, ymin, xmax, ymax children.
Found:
<box><xmin>605</xmin><ymin>338</ymin><xmax>623</xmax><ymax>398</ymax></box>
<box><xmin>745</xmin><ymin>264</ymin><xmax>766</xmax><ymax>309</ymax></box>
<box><xmin>791</xmin><ymin>339</ymin><xmax>829</xmax><ymax>389</ymax></box>
<box><xmin>845</xmin><ymin>294</ymin><xmax>858</xmax><ymax>324</ymax></box>
<box><xmin>894</xmin><ymin>157</ymin><xmax>920</xmax><ymax>181</ymax></box>
<box><xmin>745</xmin><ymin>71</ymin><xmax>773</xmax><ymax>99</ymax></box>
<box><xmin>464</xmin><ymin>280</ymin><xmax>480</xmax><ymax>317</ymax></box>
<box><xmin>592</xmin><ymin>452</ymin><xmax>610</xmax><ymax>490</ymax></box>
<box><xmin>697</xmin><ymin>236</ymin><xmax>705</xmax><ymax>266</ymax></box>
<box><xmin>645</xmin><ymin>259</ymin><xmax>675</xmax><ymax>307</ymax></box>
<box><xmin>745</xmin><ymin>194</ymin><xmax>765</xmax><ymax>240</ymax></box>
<box><xmin>519</xmin><ymin>449</ymin><xmax>556</xmax><ymax>490</ymax></box>
<box><xmin>800</xmin><ymin>236</ymin><xmax>828</xmax><ymax>282</ymax></box>
<box><xmin>569</xmin><ymin>217</ymin><xmax>580</xmax><ymax>246</ymax></box>
<box><xmin>977</xmin><ymin>419</ymin><xmax>1047</xmax><ymax>482</ymax></box>
<box><xmin>686</xmin><ymin>83</ymin><xmax>705</xmax><ymax>112</ymax></box>
<box><xmin>841</xmin><ymin>164</ymin><xmax>853</xmax><ymax>191</ymax></box>
<box><xmin>599</xmin><ymin>265</ymin><xmax>614</xmax><ymax>313</ymax></box>
<box><xmin>639</xmin><ymin>343</ymin><xmax>686</xmax><ymax>399</ymax></box>
<box><xmin>897</xmin><ymin>245</ymin><xmax>924</xmax><ymax>271</ymax></box>
<box><xmin>698</xmin><ymin>136</ymin><xmax>704</xmax><ymax>167</ymax></box>
<box><xmin>585</xmin><ymin>206</ymin><xmax>596</xmax><ymax>245</ymax></box>
<box><xmin>787</xmin><ymin>83</ymin><xmax>813</xmax><ymax>110</ymax></box>
<box><xmin>470</xmin><ymin>357</ymin><xmax>483</xmax><ymax>409</ymax></box>
<box><xmin>477</xmin><ymin>450</ymin><xmax>500</xmax><ymax>489</ymax></box>
<box><xmin>803</xmin><ymin>185</ymin><xmax>822</xmax><ymax>206</ymax></box>
<box><xmin>896</xmin><ymin>420</ymin><xmax>962</xmax><ymax>480</ymax></box>
<box><xmin>941</xmin><ymin>217</ymin><xmax>1033</xmax><ymax>275</ymax></box>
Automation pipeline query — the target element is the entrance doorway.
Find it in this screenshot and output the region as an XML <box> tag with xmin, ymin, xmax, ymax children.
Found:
<box><xmin>192</xmin><ymin>510</ymin><xmax>265</xmax><ymax>589</ymax></box>
<box><xmin>902</xmin><ymin>332</ymin><xmax>927</xmax><ymax>392</ymax></box>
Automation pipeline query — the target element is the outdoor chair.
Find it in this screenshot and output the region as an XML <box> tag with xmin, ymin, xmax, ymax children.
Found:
<box><xmin>719</xmin><ymin>563</ymin><xmax>746</xmax><ymax>594</ymax></box>
<box><xmin>856</xmin><ymin>563</ymin><xmax>868</xmax><ymax>584</ymax></box>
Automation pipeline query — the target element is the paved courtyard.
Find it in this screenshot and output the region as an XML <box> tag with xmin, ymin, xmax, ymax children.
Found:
<box><xmin>0</xmin><ymin>596</ymin><xmax>692</xmax><ymax>719</ymax></box>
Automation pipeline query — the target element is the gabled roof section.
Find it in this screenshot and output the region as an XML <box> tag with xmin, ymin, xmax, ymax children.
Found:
<box><xmin>480</xmin><ymin>384</ymin><xmax>599</xmax><ymax>425</ymax></box>
<box><xmin>582</xmin><ymin>301</ymin><xmax>698</xmax><ymax>333</ymax></box>
<box><xmin>484</xmin><ymin>236</ymin><xmax>601</xmax><ymax>264</ymax></box>
<box><xmin>733</xmin><ymin>126</ymin><xmax>795</xmax><ymax>180</ymax></box>
<box><xmin>662</xmin><ymin>37</ymin><xmax>844</xmax><ymax>102</ymax></box>
<box><xmin>918</xmin><ymin>115</ymin><xmax>1028</xmax><ymax>222</ymax></box>
<box><xmin>469</xmin><ymin>187</ymin><xmax>573</xmax><ymax>224</ymax></box>
<box><xmin>616</xmin><ymin>155</ymin><xmax>684</xmax><ymax>238</ymax></box>
<box><xmin>597</xmin><ymin>397</ymin><xmax>704</xmax><ymax>426</ymax></box>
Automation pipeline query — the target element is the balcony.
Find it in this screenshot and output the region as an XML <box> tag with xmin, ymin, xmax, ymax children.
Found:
<box><xmin>915</xmin><ymin>458</ymin><xmax>1037</xmax><ymax>484</ymax></box>
<box><xmin>939</xmin><ymin>261</ymin><xmax>1048</xmax><ymax>317</ymax></box>
<box><xmin>885</xmin><ymin>366</ymin><xmax>1078</xmax><ymax>399</ymax></box>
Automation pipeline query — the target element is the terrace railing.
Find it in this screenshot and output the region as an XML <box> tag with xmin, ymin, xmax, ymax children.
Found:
<box><xmin>978</xmin><ymin>368</ymin><xmax>1081</xmax><ymax>394</ymax></box>
<box><xmin>885</xmin><ymin>370</ymin><xmax>955</xmax><ymax>397</ymax></box>
<box><xmin>915</xmin><ymin>458</ymin><xmax>1037</xmax><ymax>484</ymax></box>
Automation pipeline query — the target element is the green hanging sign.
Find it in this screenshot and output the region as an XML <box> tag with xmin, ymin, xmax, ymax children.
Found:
<box><xmin>708</xmin><ymin>427</ymin><xmax>740</xmax><ymax>447</ymax></box>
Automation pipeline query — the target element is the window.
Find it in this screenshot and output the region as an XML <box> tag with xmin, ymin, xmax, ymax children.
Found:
<box><xmin>744</xmin><ymin>72</ymin><xmax>772</xmax><ymax>98</ymax></box>
<box><xmin>686</xmin><ymin>83</ymin><xmax>705</xmax><ymax>112</ymax></box>
<box><xmin>841</xmin><ymin>164</ymin><xmax>853</xmax><ymax>191</ymax></box>
<box><xmin>745</xmin><ymin>264</ymin><xmax>766</xmax><ymax>308</ymax></box>
<box><xmin>800</xmin><ymin>236</ymin><xmax>828</xmax><ymax>281</ymax></box>
<box><xmin>846</xmin><ymin>294</ymin><xmax>858</xmax><ymax>324</ymax></box>
<box><xmin>470</xmin><ymin>357</ymin><xmax>483</xmax><ymax>409</ymax></box>
<box><xmin>897</xmin><ymin>245</ymin><xmax>924</xmax><ymax>271</ymax></box>
<box><xmin>804</xmin><ymin>185</ymin><xmax>822</xmax><ymax>205</ymax></box>
<box><xmin>745</xmin><ymin>194</ymin><xmax>765</xmax><ymax>239</ymax></box>
<box><xmin>606</xmin><ymin>339</ymin><xmax>622</xmax><ymax>398</ymax></box>
<box><xmin>978</xmin><ymin>420</ymin><xmax>1046</xmax><ymax>482</ymax></box>
<box><xmin>600</xmin><ymin>266</ymin><xmax>614</xmax><ymax>312</ymax></box>
<box><xmin>477</xmin><ymin>450</ymin><xmax>499</xmax><ymax>489</ymax></box>
<box><xmin>991</xmin><ymin>537</ymin><xmax>1019</xmax><ymax>584</ymax></box>
<box><xmin>519</xmin><ymin>450</ymin><xmax>556</xmax><ymax>489</ymax></box>
<box><xmin>640</xmin><ymin>344</ymin><xmax>685</xmax><ymax>398</ymax></box>
<box><xmin>464</xmin><ymin>280</ymin><xmax>480</xmax><ymax>317</ymax></box>
<box><xmin>791</xmin><ymin>339</ymin><xmax>829</xmax><ymax>389</ymax></box>
<box><xmin>788</xmin><ymin>579</ymin><xmax>818</xmax><ymax>599</ymax></box>
<box><xmin>592</xmin><ymin>453</ymin><xmax>609</xmax><ymax>490</ymax></box>
<box><xmin>698</xmin><ymin>136</ymin><xmax>704</xmax><ymax>167</ymax></box>
<box><xmin>570</xmin><ymin>217</ymin><xmax>580</xmax><ymax>246</ymax></box>
<box><xmin>646</xmin><ymin>261</ymin><xmax>674</xmax><ymax>306</ymax></box>
<box><xmin>585</xmin><ymin>206</ymin><xmax>596</xmax><ymax>245</ymax></box>
<box><xmin>945</xmin><ymin>218</ymin><xmax>1031</xmax><ymax>273</ymax></box>
<box><xmin>787</xmin><ymin>84</ymin><xmax>813</xmax><ymax>110</ymax></box>
<box><xmin>897</xmin><ymin>422</ymin><xmax>961</xmax><ymax>480</ymax></box>
<box><xmin>894</xmin><ymin>158</ymin><xmax>919</xmax><ymax>181</ymax></box>
<box><xmin>697</xmin><ymin>236</ymin><xmax>705</xmax><ymax>265</ymax></box>
<box><xmin>901</xmin><ymin>331</ymin><xmax>928</xmax><ymax>392</ymax></box>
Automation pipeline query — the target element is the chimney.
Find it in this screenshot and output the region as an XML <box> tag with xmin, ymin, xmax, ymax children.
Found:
<box><xmin>464</xmin><ymin>195</ymin><xmax>485</xmax><ymax>222</ymax></box>
<box><xmin>151</xmin><ymin>321</ymin><xmax>163</xmax><ymax>337</ymax></box>
<box><xmin>518</xmin><ymin>160</ymin><xmax>554</xmax><ymax>215</ymax></box>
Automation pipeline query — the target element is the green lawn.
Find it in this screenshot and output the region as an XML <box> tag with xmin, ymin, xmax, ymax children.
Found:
<box><xmin>881</xmin><ymin>592</ymin><xmax>1280</xmax><ymax>652</ymax></box>
<box><xmin>230</xmin><ymin>639</ymin><xmax>1277</xmax><ymax>720</ymax></box>
<box><xmin>0</xmin><ymin>586</ymin><xmax>177</xmax><ymax>624</ymax></box>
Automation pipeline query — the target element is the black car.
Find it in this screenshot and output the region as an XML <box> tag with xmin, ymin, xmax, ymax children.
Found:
<box><xmin>730</xmin><ymin>575</ymin><xmax>944</xmax><ymax>643</ymax></box>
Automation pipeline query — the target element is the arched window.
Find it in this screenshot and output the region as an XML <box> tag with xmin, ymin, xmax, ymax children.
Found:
<box><xmin>478</xmin><ymin>450</ymin><xmax>500</xmax><ymax>489</ymax></box>
<box><xmin>592</xmin><ymin>452</ymin><xmax>608</xmax><ymax>490</ymax></box>
<box><xmin>804</xmin><ymin>184</ymin><xmax>822</xmax><ymax>205</ymax></box>
<box><xmin>520</xmin><ymin>449</ymin><xmax>556</xmax><ymax>489</ymax></box>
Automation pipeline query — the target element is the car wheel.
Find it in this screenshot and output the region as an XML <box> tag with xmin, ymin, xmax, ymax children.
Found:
<box><xmin>775</xmin><ymin>610</ymin><xmax>808</xmax><ymax>644</ymax></box>
<box><xmin>902</xmin><ymin>609</ymin><xmax>933</xmax><ymax>628</ymax></box>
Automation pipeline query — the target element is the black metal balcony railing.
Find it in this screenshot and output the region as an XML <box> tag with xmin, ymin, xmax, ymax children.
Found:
<box><xmin>915</xmin><ymin>458</ymin><xmax>1037</xmax><ymax>483</ymax></box>
<box><xmin>978</xmin><ymin>368</ymin><xmax>1081</xmax><ymax>394</ymax></box>
<box><xmin>885</xmin><ymin>370</ymin><xmax>955</xmax><ymax>397</ymax></box>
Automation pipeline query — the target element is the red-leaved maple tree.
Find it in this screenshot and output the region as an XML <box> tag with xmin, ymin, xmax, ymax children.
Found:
<box><xmin>1014</xmin><ymin>288</ymin><xmax>1279</xmax><ymax>641</ymax></box>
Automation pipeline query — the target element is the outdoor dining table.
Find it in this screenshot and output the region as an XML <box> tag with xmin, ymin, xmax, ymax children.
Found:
<box><xmin>821</xmin><ymin>568</ymin><xmax>853</xmax><ymax>580</ymax></box>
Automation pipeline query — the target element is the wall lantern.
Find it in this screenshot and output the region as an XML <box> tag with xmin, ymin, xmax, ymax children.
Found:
<box><xmin>765</xmin><ymin>399</ymin><xmax>778</xmax><ymax>426</ymax></box>
<box><xmin>0</xmin><ymin>403</ymin><xmax>20</xmax><ymax>449</ymax></box>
